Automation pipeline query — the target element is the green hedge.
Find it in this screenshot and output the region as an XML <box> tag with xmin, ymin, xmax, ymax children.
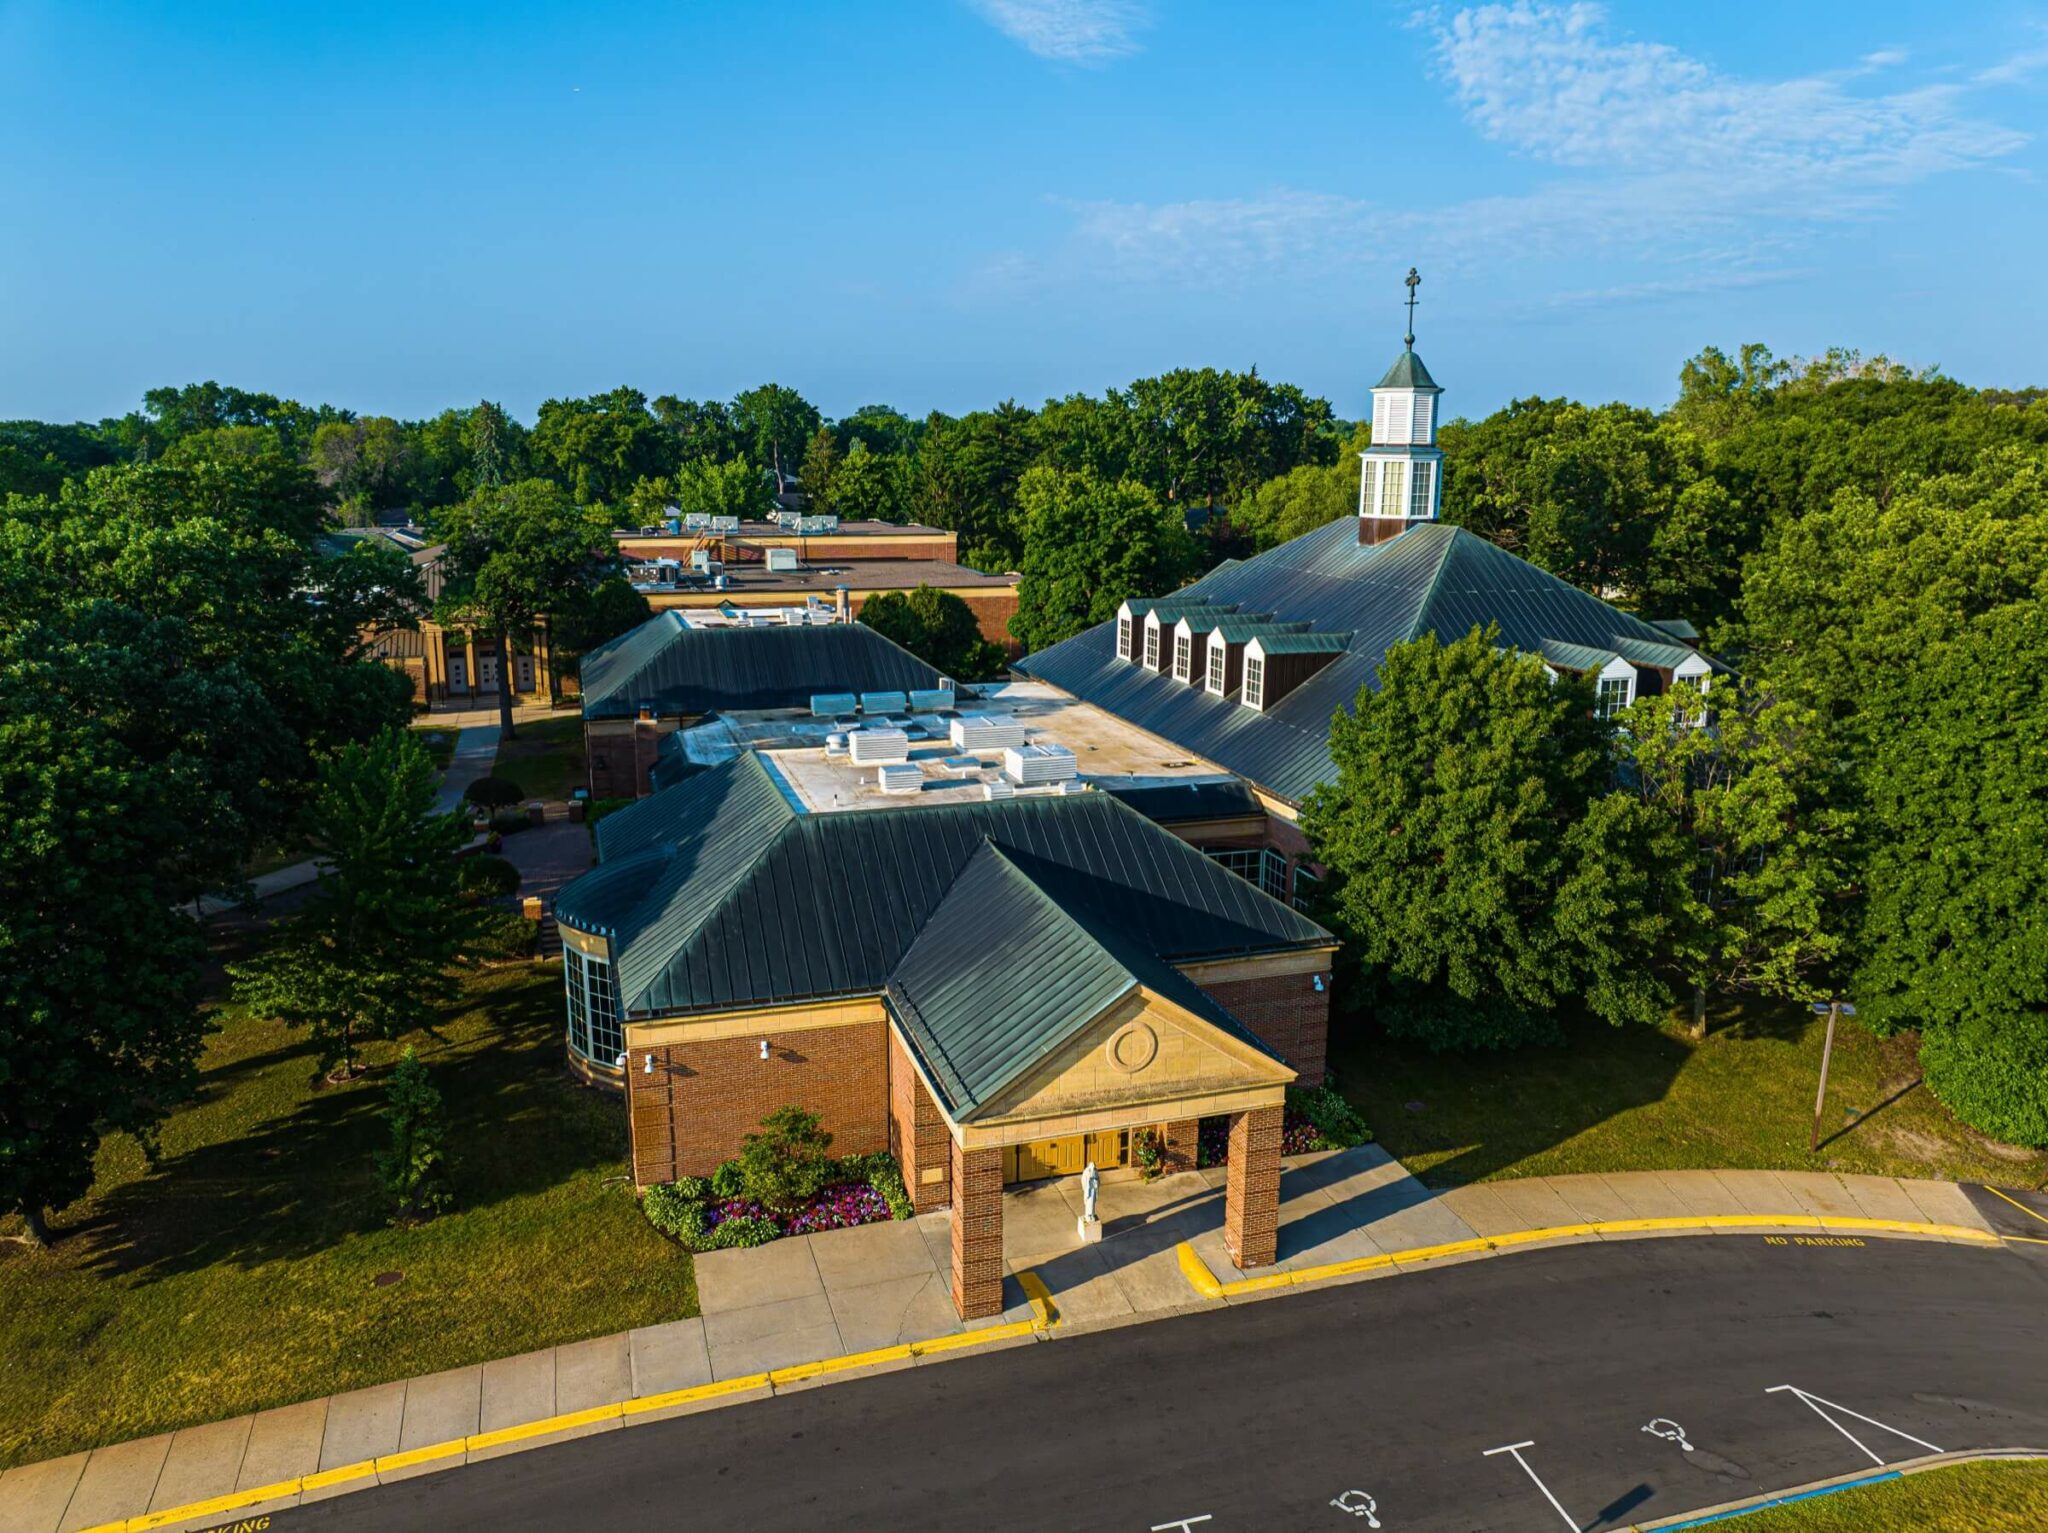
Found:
<box><xmin>1287</xmin><ymin>1084</ymin><xmax>1374</xmax><ymax>1149</ymax></box>
<box><xmin>456</xmin><ymin>854</ymin><xmax>521</xmax><ymax>899</ymax></box>
<box><xmin>640</xmin><ymin>1150</ymin><xmax>913</xmax><ymax>1251</ymax></box>
<box><xmin>470</xmin><ymin>910</ymin><xmax>538</xmax><ymax>961</ymax></box>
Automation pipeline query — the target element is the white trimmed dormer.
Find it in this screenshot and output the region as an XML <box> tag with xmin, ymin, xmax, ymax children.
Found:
<box><xmin>1594</xmin><ymin>657</ymin><xmax>1638</xmax><ymax>719</ymax></box>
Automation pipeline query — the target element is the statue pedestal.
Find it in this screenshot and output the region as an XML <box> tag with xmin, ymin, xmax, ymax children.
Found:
<box><xmin>1076</xmin><ymin>1215</ymin><xmax>1102</xmax><ymax>1244</ymax></box>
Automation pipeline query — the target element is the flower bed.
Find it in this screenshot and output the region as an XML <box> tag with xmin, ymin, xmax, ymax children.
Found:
<box><xmin>1197</xmin><ymin>1086</ymin><xmax>1374</xmax><ymax>1169</ymax></box>
<box><xmin>642</xmin><ymin>1151</ymin><xmax>911</xmax><ymax>1253</ymax></box>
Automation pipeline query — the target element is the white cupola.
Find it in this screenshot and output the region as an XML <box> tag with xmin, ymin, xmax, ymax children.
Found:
<box><xmin>1358</xmin><ymin>267</ymin><xmax>1446</xmax><ymax>545</ymax></box>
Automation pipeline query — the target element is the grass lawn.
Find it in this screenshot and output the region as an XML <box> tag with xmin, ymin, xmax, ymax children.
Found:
<box><xmin>413</xmin><ymin>725</ymin><xmax>459</xmax><ymax>770</ymax></box>
<box><xmin>1731</xmin><ymin>1460</ymin><xmax>2048</xmax><ymax>1530</ymax></box>
<box><xmin>491</xmin><ymin>714</ymin><xmax>586</xmax><ymax>802</ymax></box>
<box><xmin>1332</xmin><ymin>996</ymin><xmax>2048</xmax><ymax>1190</ymax></box>
<box><xmin>0</xmin><ymin>962</ymin><xmax>693</xmax><ymax>1470</ymax></box>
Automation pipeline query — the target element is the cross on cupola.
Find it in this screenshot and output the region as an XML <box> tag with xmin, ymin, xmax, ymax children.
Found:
<box><xmin>1358</xmin><ymin>267</ymin><xmax>1446</xmax><ymax>545</ymax></box>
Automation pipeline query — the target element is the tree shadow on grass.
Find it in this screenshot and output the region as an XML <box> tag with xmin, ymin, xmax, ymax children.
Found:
<box><xmin>1330</xmin><ymin>1006</ymin><xmax>1693</xmax><ymax>1189</ymax></box>
<box><xmin>72</xmin><ymin>967</ymin><xmax>624</xmax><ymax>1283</ymax></box>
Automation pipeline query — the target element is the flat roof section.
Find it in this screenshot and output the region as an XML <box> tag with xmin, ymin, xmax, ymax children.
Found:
<box><xmin>635</xmin><ymin>558</ymin><xmax>1018</xmax><ymax>600</ymax></box>
<box><xmin>676</xmin><ymin>680</ymin><xmax>1235</xmax><ymax>816</ymax></box>
<box><xmin>615</xmin><ymin>519</ymin><xmax>953</xmax><ymax>540</ymax></box>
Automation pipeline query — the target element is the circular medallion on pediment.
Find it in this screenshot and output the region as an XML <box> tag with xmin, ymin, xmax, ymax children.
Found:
<box><xmin>1105</xmin><ymin>1020</ymin><xmax>1159</xmax><ymax>1074</ymax></box>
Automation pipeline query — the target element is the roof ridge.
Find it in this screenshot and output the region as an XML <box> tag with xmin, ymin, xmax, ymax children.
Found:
<box><xmin>1398</xmin><ymin>522</ymin><xmax>1463</xmax><ymax>645</ymax></box>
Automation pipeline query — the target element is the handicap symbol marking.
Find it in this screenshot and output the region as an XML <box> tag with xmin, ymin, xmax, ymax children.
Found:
<box><xmin>1642</xmin><ymin>1418</ymin><xmax>1695</xmax><ymax>1452</ymax></box>
<box><xmin>1329</xmin><ymin>1489</ymin><xmax>1381</xmax><ymax>1526</ymax></box>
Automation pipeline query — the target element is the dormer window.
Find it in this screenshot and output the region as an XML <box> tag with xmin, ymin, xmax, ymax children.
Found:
<box><xmin>1596</xmin><ymin>673</ymin><xmax>1634</xmax><ymax>718</ymax></box>
<box><xmin>1173</xmin><ymin>632</ymin><xmax>1192</xmax><ymax>681</ymax></box>
<box><xmin>1243</xmin><ymin>656</ymin><xmax>1265</xmax><ymax>710</ymax></box>
<box><xmin>1143</xmin><ymin>623</ymin><xmax>1160</xmax><ymax>669</ymax></box>
<box><xmin>1117</xmin><ymin>615</ymin><xmax>1133</xmax><ymax>661</ymax></box>
<box><xmin>1207</xmin><ymin>641</ymin><xmax>1225</xmax><ymax>693</ymax></box>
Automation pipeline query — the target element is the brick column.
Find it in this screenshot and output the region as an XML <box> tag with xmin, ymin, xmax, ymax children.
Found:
<box><xmin>1159</xmin><ymin>1118</ymin><xmax>1200</xmax><ymax>1176</ymax></box>
<box><xmin>1225</xmin><ymin>1104</ymin><xmax>1284</xmax><ymax>1270</ymax></box>
<box><xmin>950</xmin><ymin>1140</ymin><xmax>1005</xmax><ymax>1319</ymax></box>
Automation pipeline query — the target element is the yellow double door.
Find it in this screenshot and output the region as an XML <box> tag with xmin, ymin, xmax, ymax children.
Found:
<box><xmin>1007</xmin><ymin>1129</ymin><xmax>1127</xmax><ymax>1183</ymax></box>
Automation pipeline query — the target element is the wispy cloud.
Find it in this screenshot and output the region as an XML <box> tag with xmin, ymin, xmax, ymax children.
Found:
<box><xmin>985</xmin><ymin>3</ymin><xmax>2029</xmax><ymax>297</ymax></box>
<box><xmin>968</xmin><ymin>0</ymin><xmax>1149</xmax><ymax>64</ymax></box>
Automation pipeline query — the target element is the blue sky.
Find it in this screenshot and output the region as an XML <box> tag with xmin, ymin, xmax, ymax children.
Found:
<box><xmin>2</xmin><ymin>1</ymin><xmax>2044</xmax><ymax>426</ymax></box>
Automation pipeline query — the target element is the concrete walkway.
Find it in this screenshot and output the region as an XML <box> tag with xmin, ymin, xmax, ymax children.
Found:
<box><xmin>430</xmin><ymin>723</ymin><xmax>503</xmax><ymax>816</ymax></box>
<box><xmin>0</xmin><ymin>1160</ymin><xmax>2005</xmax><ymax>1533</ymax></box>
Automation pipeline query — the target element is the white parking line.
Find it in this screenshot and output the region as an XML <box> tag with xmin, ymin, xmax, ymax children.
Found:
<box><xmin>1765</xmin><ymin>1385</ymin><xmax>1944</xmax><ymax>1466</ymax></box>
<box><xmin>1150</xmin><ymin>1517</ymin><xmax>1213</xmax><ymax>1531</ymax></box>
<box><xmin>1482</xmin><ymin>1440</ymin><xmax>1579</xmax><ymax>1530</ymax></box>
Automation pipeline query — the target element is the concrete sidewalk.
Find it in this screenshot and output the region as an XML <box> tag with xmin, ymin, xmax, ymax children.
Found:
<box><xmin>0</xmin><ymin>1160</ymin><xmax>2005</xmax><ymax>1533</ymax></box>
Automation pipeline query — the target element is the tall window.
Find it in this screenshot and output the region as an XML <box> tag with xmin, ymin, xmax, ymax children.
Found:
<box><xmin>1408</xmin><ymin>460</ymin><xmax>1435</xmax><ymax>520</ymax></box>
<box><xmin>1290</xmin><ymin>863</ymin><xmax>1320</xmax><ymax>912</ymax></box>
<box><xmin>1117</xmin><ymin>616</ymin><xmax>1132</xmax><ymax>660</ymax></box>
<box><xmin>1208</xmin><ymin>643</ymin><xmax>1226</xmax><ymax>692</ymax></box>
<box><xmin>1376</xmin><ymin>460</ymin><xmax>1406</xmax><ymax>518</ymax></box>
<box><xmin>1144</xmin><ymin>623</ymin><xmax>1160</xmax><ymax>669</ymax></box>
<box><xmin>1205</xmin><ymin>847</ymin><xmax>1262</xmax><ymax>883</ymax></box>
<box><xmin>564</xmin><ymin>947</ymin><xmax>622</xmax><ymax>1064</ymax></box>
<box><xmin>1174</xmin><ymin>632</ymin><xmax>1191</xmax><ymax>681</ymax></box>
<box><xmin>1596</xmin><ymin>674</ymin><xmax>1633</xmax><ymax>719</ymax></box>
<box><xmin>1260</xmin><ymin>848</ymin><xmax>1289</xmax><ymax>901</ymax></box>
<box><xmin>1243</xmin><ymin>656</ymin><xmax>1265</xmax><ymax>710</ymax></box>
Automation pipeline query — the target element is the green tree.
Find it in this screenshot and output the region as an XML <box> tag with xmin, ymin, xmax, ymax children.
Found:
<box><xmin>671</xmin><ymin>456</ymin><xmax>775</xmax><ymax>524</ymax></box>
<box><xmin>1010</xmin><ymin>466</ymin><xmax>1198</xmax><ymax>653</ymax></box>
<box><xmin>798</xmin><ymin>426</ymin><xmax>842</xmax><ymax>516</ymax></box>
<box><xmin>1616</xmin><ymin>681</ymin><xmax>1846</xmax><ymax>1038</ymax></box>
<box><xmin>553</xmin><ymin>576</ymin><xmax>652</xmax><ymax>688</ymax></box>
<box><xmin>230</xmin><ymin>730</ymin><xmax>477</xmax><ymax>1080</ymax></box>
<box><xmin>831</xmin><ymin>439</ymin><xmax>908</xmax><ymax>522</ymax></box>
<box><xmin>1237</xmin><ymin>452</ymin><xmax>1358</xmax><ymax>552</ymax></box>
<box><xmin>376</xmin><ymin>1047</ymin><xmax>454</xmax><ymax>1221</ymax></box>
<box><xmin>1115</xmin><ymin>367</ymin><xmax>1337</xmax><ymax>511</ymax></box>
<box><xmin>730</xmin><ymin>384</ymin><xmax>822</xmax><ymax>483</ymax></box>
<box><xmin>858</xmin><ymin>585</ymin><xmax>1006</xmax><ymax>680</ymax></box>
<box><xmin>735</xmin><ymin>1106</ymin><xmax>834</xmax><ymax>1214</ymax></box>
<box><xmin>1303</xmin><ymin>627</ymin><xmax>1675</xmax><ymax>1049</ymax></box>
<box><xmin>914</xmin><ymin>403</ymin><xmax>1039</xmax><ymax>569</ymax></box>
<box><xmin>431</xmin><ymin>478</ymin><xmax>622</xmax><ymax>735</ymax></box>
<box><xmin>0</xmin><ymin>708</ymin><xmax>209</xmax><ymax>1245</ymax></box>
<box><xmin>530</xmin><ymin>387</ymin><xmax>677</xmax><ymax>505</ymax></box>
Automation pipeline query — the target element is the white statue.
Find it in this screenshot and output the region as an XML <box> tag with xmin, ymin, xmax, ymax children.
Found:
<box><xmin>1080</xmin><ymin>1159</ymin><xmax>1100</xmax><ymax>1223</ymax></box>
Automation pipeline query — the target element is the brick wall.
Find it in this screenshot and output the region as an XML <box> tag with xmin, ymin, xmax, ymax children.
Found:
<box><xmin>1194</xmin><ymin>970</ymin><xmax>1330</xmax><ymax>1085</ymax></box>
<box><xmin>950</xmin><ymin>1140</ymin><xmax>1005</xmax><ymax>1318</ymax></box>
<box><xmin>627</xmin><ymin>1021</ymin><xmax>890</xmax><ymax>1185</ymax></box>
<box><xmin>1158</xmin><ymin>1117</ymin><xmax>1199</xmax><ymax>1176</ymax></box>
<box><xmin>1225</xmin><ymin>1104</ymin><xmax>1283</xmax><ymax>1268</ymax></box>
<box><xmin>888</xmin><ymin>1030</ymin><xmax>952</xmax><ymax>1213</ymax></box>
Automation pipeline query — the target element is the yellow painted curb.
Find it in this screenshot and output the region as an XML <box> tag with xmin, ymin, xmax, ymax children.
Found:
<box><xmin>1176</xmin><ymin>1213</ymin><xmax>2005</xmax><ymax>1300</ymax></box>
<box><xmin>1017</xmin><ymin>1267</ymin><xmax>1057</xmax><ymax>1327</ymax></box>
<box><xmin>299</xmin><ymin>1459</ymin><xmax>378</xmax><ymax>1492</ymax></box>
<box><xmin>909</xmin><ymin>1319</ymin><xmax>1038</xmax><ymax>1354</ymax></box>
<box><xmin>620</xmin><ymin>1373</ymin><xmax>770</xmax><ymax>1418</ymax></box>
<box><xmin>769</xmin><ymin>1344</ymin><xmax>915</xmax><ymax>1385</ymax></box>
<box><xmin>120</xmin><ymin>1476</ymin><xmax>304</xmax><ymax>1531</ymax></box>
<box><xmin>373</xmin><ymin>1439</ymin><xmax>469</xmax><ymax>1475</ymax></box>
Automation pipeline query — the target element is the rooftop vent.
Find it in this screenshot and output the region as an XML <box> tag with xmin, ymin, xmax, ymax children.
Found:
<box><xmin>876</xmin><ymin>762</ymin><xmax>923</xmax><ymax>795</ymax></box>
<box><xmin>1004</xmin><ymin>742</ymin><xmax>1077</xmax><ymax>786</ymax></box>
<box><xmin>849</xmin><ymin>728</ymin><xmax>911</xmax><ymax>766</ymax></box>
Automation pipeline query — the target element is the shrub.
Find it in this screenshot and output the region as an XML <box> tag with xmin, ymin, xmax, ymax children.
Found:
<box><xmin>376</xmin><ymin>1047</ymin><xmax>452</xmax><ymax>1221</ymax></box>
<box><xmin>490</xmin><ymin>811</ymin><xmax>532</xmax><ymax>836</ymax></box>
<box><xmin>737</xmin><ymin>1105</ymin><xmax>835</xmax><ymax>1212</ymax></box>
<box><xmin>673</xmin><ymin>1174</ymin><xmax>711</xmax><ymax>1202</ymax></box>
<box><xmin>1920</xmin><ymin>1018</ymin><xmax>2048</xmax><ymax>1148</ymax></box>
<box><xmin>464</xmin><ymin>775</ymin><xmax>525</xmax><ymax>811</ymax></box>
<box><xmin>1134</xmin><ymin>1128</ymin><xmax>1164</xmax><ymax>1179</ymax></box>
<box><xmin>456</xmin><ymin>854</ymin><xmax>521</xmax><ymax>900</ymax></box>
<box><xmin>709</xmin><ymin>1160</ymin><xmax>745</xmax><ymax>1200</ymax></box>
<box><xmin>641</xmin><ymin>1181</ymin><xmax>709</xmax><ymax>1245</ymax></box>
<box><xmin>838</xmin><ymin>1151</ymin><xmax>912</xmax><ymax>1220</ymax></box>
<box><xmin>470</xmin><ymin>910</ymin><xmax>538</xmax><ymax>961</ymax></box>
<box><xmin>706</xmin><ymin>1214</ymin><xmax>780</xmax><ymax>1249</ymax></box>
<box><xmin>1286</xmin><ymin>1085</ymin><xmax>1374</xmax><ymax>1150</ymax></box>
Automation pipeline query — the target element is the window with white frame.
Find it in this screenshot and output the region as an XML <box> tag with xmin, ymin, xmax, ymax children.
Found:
<box><xmin>1408</xmin><ymin>460</ymin><xmax>1435</xmax><ymax>520</ymax></box>
<box><xmin>1260</xmin><ymin>848</ymin><xmax>1289</xmax><ymax>901</ymax></box>
<box><xmin>1290</xmin><ymin>863</ymin><xmax>1320</xmax><ymax>912</ymax></box>
<box><xmin>563</xmin><ymin>946</ymin><xmax>622</xmax><ymax>1064</ymax></box>
<box><xmin>1243</xmin><ymin>656</ymin><xmax>1265</xmax><ymax>710</ymax></box>
<box><xmin>1174</xmin><ymin>632</ymin><xmax>1192</xmax><ymax>681</ymax></box>
<box><xmin>1376</xmin><ymin>460</ymin><xmax>1406</xmax><ymax>517</ymax></box>
<box><xmin>1117</xmin><ymin>616</ymin><xmax>1132</xmax><ymax>660</ymax></box>
<box><xmin>1677</xmin><ymin>670</ymin><xmax>1712</xmax><ymax>727</ymax></box>
<box><xmin>1144</xmin><ymin>623</ymin><xmax>1160</xmax><ymax>669</ymax></box>
<box><xmin>1411</xmin><ymin>395</ymin><xmax>1434</xmax><ymax>443</ymax></box>
<box><xmin>1204</xmin><ymin>847</ymin><xmax>1262</xmax><ymax>884</ymax></box>
<box><xmin>1596</xmin><ymin>674</ymin><xmax>1633</xmax><ymax>719</ymax></box>
<box><xmin>1207</xmin><ymin>642</ymin><xmax>1226</xmax><ymax>692</ymax></box>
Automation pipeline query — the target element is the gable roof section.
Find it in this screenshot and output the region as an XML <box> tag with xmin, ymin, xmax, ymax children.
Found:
<box><xmin>1016</xmin><ymin>519</ymin><xmax>1723</xmax><ymax>805</ymax></box>
<box><xmin>580</xmin><ymin>616</ymin><xmax>944</xmax><ymax>721</ymax></box>
<box><xmin>885</xmin><ymin>843</ymin><xmax>1292</xmax><ymax>1120</ymax></box>
<box><xmin>555</xmin><ymin>754</ymin><xmax>1330</xmax><ymax>1018</ymax></box>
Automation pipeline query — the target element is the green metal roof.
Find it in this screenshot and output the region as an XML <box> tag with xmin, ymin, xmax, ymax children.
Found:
<box><xmin>1250</xmin><ymin>631</ymin><xmax>1352</xmax><ymax>655</ymax></box>
<box><xmin>555</xmin><ymin>752</ymin><xmax>1331</xmax><ymax>1019</ymax></box>
<box><xmin>1208</xmin><ymin>618</ymin><xmax>1312</xmax><ymax>645</ymax></box>
<box><xmin>1374</xmin><ymin>348</ymin><xmax>1439</xmax><ymax>390</ymax></box>
<box><xmin>1178</xmin><ymin>609</ymin><xmax>1267</xmax><ymax>635</ymax></box>
<box><xmin>886</xmin><ymin>843</ymin><xmax>1292</xmax><ymax>1119</ymax></box>
<box><xmin>579</xmin><ymin>616</ymin><xmax>943</xmax><ymax>721</ymax></box>
<box><xmin>1128</xmin><ymin>596</ymin><xmax>1228</xmax><ymax>622</ymax></box>
<box><xmin>1534</xmin><ymin>638</ymin><xmax>1621</xmax><ymax>674</ymax></box>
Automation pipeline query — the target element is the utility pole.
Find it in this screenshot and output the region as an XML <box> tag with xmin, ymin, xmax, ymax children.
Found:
<box><xmin>1809</xmin><ymin>999</ymin><xmax>1856</xmax><ymax>1153</ymax></box>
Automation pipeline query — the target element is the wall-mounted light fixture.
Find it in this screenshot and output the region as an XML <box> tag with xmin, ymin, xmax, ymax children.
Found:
<box><xmin>643</xmin><ymin>1053</ymin><xmax>655</xmax><ymax>1074</ymax></box>
<box><xmin>614</xmin><ymin>1051</ymin><xmax>628</xmax><ymax>1069</ymax></box>
<box><xmin>1313</xmin><ymin>974</ymin><xmax>1326</xmax><ymax>993</ymax></box>
<box><xmin>759</xmin><ymin>1039</ymin><xmax>771</xmax><ymax>1060</ymax></box>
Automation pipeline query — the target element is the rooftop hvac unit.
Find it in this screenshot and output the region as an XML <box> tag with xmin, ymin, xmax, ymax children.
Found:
<box><xmin>859</xmin><ymin>691</ymin><xmax>909</xmax><ymax>716</ymax></box>
<box><xmin>684</xmin><ymin>511</ymin><xmax>710</xmax><ymax>529</ymax></box>
<box><xmin>950</xmin><ymin>713</ymin><xmax>1026</xmax><ymax>751</ymax></box>
<box><xmin>765</xmin><ymin>548</ymin><xmax>799</xmax><ymax>573</ymax></box>
<box><xmin>690</xmin><ymin>549</ymin><xmax>711</xmax><ymax>574</ymax></box>
<box><xmin>1003</xmin><ymin>742</ymin><xmax>1077</xmax><ymax>786</ymax></box>
<box><xmin>981</xmin><ymin>777</ymin><xmax>1015</xmax><ymax>801</ymax></box>
<box><xmin>664</xmin><ymin>517</ymin><xmax>681</xmax><ymax>535</ymax></box>
<box><xmin>825</xmin><ymin>732</ymin><xmax>849</xmax><ymax>755</ymax></box>
<box><xmin>777</xmin><ymin>511</ymin><xmax>802</xmax><ymax>530</ymax></box>
<box><xmin>709</xmin><ymin>515</ymin><xmax>742</xmax><ymax>534</ymax></box>
<box><xmin>907</xmin><ymin>688</ymin><xmax>954</xmax><ymax>713</ymax></box>
<box><xmin>799</xmin><ymin>514</ymin><xmax>840</xmax><ymax>534</ymax></box>
<box><xmin>848</xmin><ymin>728</ymin><xmax>910</xmax><ymax>766</ymax></box>
<box><xmin>876</xmin><ymin>762</ymin><xmax>922</xmax><ymax>795</ymax></box>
